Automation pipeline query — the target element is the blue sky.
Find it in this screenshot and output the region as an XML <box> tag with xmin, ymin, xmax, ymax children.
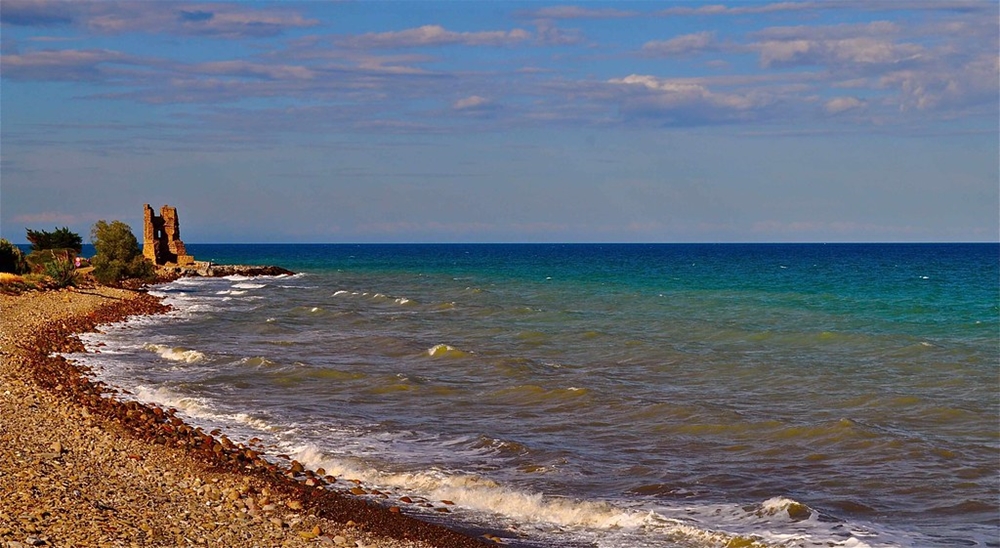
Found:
<box><xmin>1</xmin><ymin>0</ymin><xmax>997</xmax><ymax>243</ymax></box>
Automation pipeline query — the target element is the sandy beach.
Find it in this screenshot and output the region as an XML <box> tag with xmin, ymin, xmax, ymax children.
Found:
<box><xmin>0</xmin><ymin>286</ymin><xmax>490</xmax><ymax>548</ymax></box>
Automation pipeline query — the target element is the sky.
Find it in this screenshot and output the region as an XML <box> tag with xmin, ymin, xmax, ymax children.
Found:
<box><xmin>1</xmin><ymin>0</ymin><xmax>997</xmax><ymax>243</ymax></box>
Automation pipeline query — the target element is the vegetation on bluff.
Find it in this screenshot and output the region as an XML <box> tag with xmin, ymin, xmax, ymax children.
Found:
<box><xmin>2</xmin><ymin>221</ymin><xmax>156</xmax><ymax>293</ymax></box>
<box><xmin>90</xmin><ymin>220</ymin><xmax>155</xmax><ymax>287</ymax></box>
<box><xmin>0</xmin><ymin>238</ymin><xmax>29</xmax><ymax>275</ymax></box>
<box><xmin>27</xmin><ymin>226</ymin><xmax>83</xmax><ymax>254</ymax></box>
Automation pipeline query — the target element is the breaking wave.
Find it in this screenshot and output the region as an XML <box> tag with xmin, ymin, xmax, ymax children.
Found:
<box><xmin>143</xmin><ymin>343</ymin><xmax>206</xmax><ymax>363</ymax></box>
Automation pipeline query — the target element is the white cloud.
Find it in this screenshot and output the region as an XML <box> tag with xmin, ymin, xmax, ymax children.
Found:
<box><xmin>747</xmin><ymin>17</ymin><xmax>997</xmax><ymax>115</ymax></box>
<box><xmin>751</xmin><ymin>22</ymin><xmax>930</xmax><ymax>70</ymax></box>
<box><xmin>643</xmin><ymin>32</ymin><xmax>717</xmax><ymax>56</ymax></box>
<box><xmin>342</xmin><ymin>25</ymin><xmax>531</xmax><ymax>49</ymax></box>
<box><xmin>193</xmin><ymin>61</ymin><xmax>316</xmax><ymax>81</ymax></box>
<box><xmin>0</xmin><ymin>48</ymin><xmax>132</xmax><ymax>80</ymax></box>
<box><xmin>11</xmin><ymin>211</ymin><xmax>87</xmax><ymax>225</ymax></box>
<box><xmin>610</xmin><ymin>74</ymin><xmax>764</xmax><ymax>110</ymax></box>
<box><xmin>453</xmin><ymin>95</ymin><xmax>491</xmax><ymax>110</ymax></box>
<box><xmin>526</xmin><ymin>1</ymin><xmax>994</xmax><ymax>20</ymax></box>
<box><xmin>880</xmin><ymin>53</ymin><xmax>999</xmax><ymax>111</ymax></box>
<box><xmin>757</xmin><ymin>36</ymin><xmax>924</xmax><ymax>68</ymax></box>
<box><xmin>753</xmin><ymin>21</ymin><xmax>901</xmax><ymax>41</ymax></box>
<box><xmin>824</xmin><ymin>96</ymin><xmax>866</xmax><ymax>114</ymax></box>
<box><xmin>0</xmin><ymin>0</ymin><xmax>318</xmax><ymax>38</ymax></box>
<box><xmin>523</xmin><ymin>6</ymin><xmax>638</xmax><ymax>19</ymax></box>
<box><xmin>608</xmin><ymin>74</ymin><xmax>774</xmax><ymax>124</ymax></box>
<box><xmin>533</xmin><ymin>19</ymin><xmax>584</xmax><ymax>45</ymax></box>
<box><xmin>658</xmin><ymin>2</ymin><xmax>821</xmax><ymax>16</ymax></box>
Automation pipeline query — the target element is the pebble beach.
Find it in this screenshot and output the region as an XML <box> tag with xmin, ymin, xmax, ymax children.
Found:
<box><xmin>0</xmin><ymin>286</ymin><xmax>490</xmax><ymax>548</ymax></box>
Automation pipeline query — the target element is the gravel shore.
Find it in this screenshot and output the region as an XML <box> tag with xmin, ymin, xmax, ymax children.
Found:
<box><xmin>0</xmin><ymin>286</ymin><xmax>491</xmax><ymax>548</ymax></box>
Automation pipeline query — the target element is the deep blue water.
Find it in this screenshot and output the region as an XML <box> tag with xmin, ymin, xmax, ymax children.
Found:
<box><xmin>70</xmin><ymin>243</ymin><xmax>998</xmax><ymax>547</ymax></box>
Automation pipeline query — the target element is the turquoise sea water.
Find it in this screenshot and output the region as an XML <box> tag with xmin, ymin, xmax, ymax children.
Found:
<box><xmin>72</xmin><ymin>244</ymin><xmax>998</xmax><ymax>547</ymax></box>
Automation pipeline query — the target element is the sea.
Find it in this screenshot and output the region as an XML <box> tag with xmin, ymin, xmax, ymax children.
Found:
<box><xmin>66</xmin><ymin>243</ymin><xmax>998</xmax><ymax>548</ymax></box>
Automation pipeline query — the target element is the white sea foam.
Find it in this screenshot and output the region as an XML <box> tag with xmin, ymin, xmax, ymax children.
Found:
<box><xmin>758</xmin><ymin>496</ymin><xmax>803</xmax><ymax>515</ymax></box>
<box><xmin>232</xmin><ymin>282</ymin><xmax>266</xmax><ymax>289</ymax></box>
<box><xmin>130</xmin><ymin>385</ymin><xmax>215</xmax><ymax>417</ymax></box>
<box><xmin>143</xmin><ymin>343</ymin><xmax>206</xmax><ymax>363</ymax></box>
<box><xmin>331</xmin><ymin>289</ymin><xmax>413</xmax><ymax>306</ymax></box>
<box><xmin>127</xmin><ymin>385</ymin><xmax>277</xmax><ymax>434</ymax></box>
<box><xmin>288</xmin><ymin>444</ymin><xmax>645</xmax><ymax>528</ymax></box>
<box><xmin>273</xmin><ymin>436</ymin><xmax>907</xmax><ymax>548</ymax></box>
<box><xmin>281</xmin><ymin>444</ymin><xmax>884</xmax><ymax>548</ymax></box>
<box><xmin>237</xmin><ymin>356</ymin><xmax>277</xmax><ymax>368</ymax></box>
<box><xmin>426</xmin><ymin>344</ymin><xmax>470</xmax><ymax>358</ymax></box>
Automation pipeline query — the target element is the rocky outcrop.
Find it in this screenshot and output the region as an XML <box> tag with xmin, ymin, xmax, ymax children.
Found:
<box><xmin>143</xmin><ymin>204</ymin><xmax>195</xmax><ymax>266</ymax></box>
<box><xmin>157</xmin><ymin>263</ymin><xmax>295</xmax><ymax>278</ymax></box>
<box><xmin>195</xmin><ymin>264</ymin><xmax>296</xmax><ymax>278</ymax></box>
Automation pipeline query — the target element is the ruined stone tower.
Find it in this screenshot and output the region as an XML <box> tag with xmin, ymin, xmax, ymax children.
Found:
<box><xmin>142</xmin><ymin>204</ymin><xmax>195</xmax><ymax>266</ymax></box>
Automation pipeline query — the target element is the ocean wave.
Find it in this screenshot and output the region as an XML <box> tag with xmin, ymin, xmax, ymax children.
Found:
<box><xmin>332</xmin><ymin>289</ymin><xmax>417</xmax><ymax>306</ymax></box>
<box><xmin>281</xmin><ymin>444</ymin><xmax>884</xmax><ymax>548</ymax></box>
<box><xmin>129</xmin><ymin>385</ymin><xmax>215</xmax><ymax>417</ymax></box>
<box><xmin>143</xmin><ymin>343</ymin><xmax>206</xmax><ymax>363</ymax></box>
<box><xmin>426</xmin><ymin>344</ymin><xmax>471</xmax><ymax>358</ymax></box>
<box><xmin>237</xmin><ymin>356</ymin><xmax>277</xmax><ymax>368</ymax></box>
<box><xmin>216</xmin><ymin>290</ymin><xmax>247</xmax><ymax>295</ymax></box>
<box><xmin>128</xmin><ymin>385</ymin><xmax>277</xmax><ymax>434</ymax></box>
<box><xmin>288</xmin><ymin>444</ymin><xmax>647</xmax><ymax>529</ymax></box>
<box><xmin>232</xmin><ymin>282</ymin><xmax>267</xmax><ymax>289</ymax></box>
<box><xmin>490</xmin><ymin>384</ymin><xmax>590</xmax><ymax>405</ymax></box>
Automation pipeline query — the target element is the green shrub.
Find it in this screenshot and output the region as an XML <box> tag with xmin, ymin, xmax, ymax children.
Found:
<box><xmin>26</xmin><ymin>227</ymin><xmax>83</xmax><ymax>253</ymax></box>
<box><xmin>26</xmin><ymin>249</ymin><xmax>77</xmax><ymax>272</ymax></box>
<box><xmin>0</xmin><ymin>239</ymin><xmax>28</xmax><ymax>274</ymax></box>
<box><xmin>91</xmin><ymin>220</ymin><xmax>155</xmax><ymax>287</ymax></box>
<box><xmin>42</xmin><ymin>249</ymin><xmax>77</xmax><ymax>288</ymax></box>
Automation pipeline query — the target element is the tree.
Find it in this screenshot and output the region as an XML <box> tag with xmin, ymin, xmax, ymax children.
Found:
<box><xmin>90</xmin><ymin>220</ymin><xmax>155</xmax><ymax>287</ymax></box>
<box><xmin>26</xmin><ymin>227</ymin><xmax>83</xmax><ymax>253</ymax></box>
<box><xmin>0</xmin><ymin>239</ymin><xmax>28</xmax><ymax>274</ymax></box>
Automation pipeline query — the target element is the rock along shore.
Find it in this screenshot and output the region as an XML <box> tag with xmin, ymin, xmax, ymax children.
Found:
<box><xmin>159</xmin><ymin>263</ymin><xmax>297</xmax><ymax>278</ymax></box>
<box><xmin>0</xmin><ymin>286</ymin><xmax>494</xmax><ymax>548</ymax></box>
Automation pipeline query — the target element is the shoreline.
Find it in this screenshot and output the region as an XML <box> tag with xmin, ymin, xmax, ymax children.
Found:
<box><xmin>0</xmin><ymin>285</ymin><xmax>493</xmax><ymax>548</ymax></box>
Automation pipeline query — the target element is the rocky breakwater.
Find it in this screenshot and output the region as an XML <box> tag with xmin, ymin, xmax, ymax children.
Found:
<box><xmin>0</xmin><ymin>287</ymin><xmax>496</xmax><ymax>548</ymax></box>
<box><xmin>159</xmin><ymin>262</ymin><xmax>296</xmax><ymax>278</ymax></box>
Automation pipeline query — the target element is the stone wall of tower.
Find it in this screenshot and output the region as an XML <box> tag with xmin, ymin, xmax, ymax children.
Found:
<box><xmin>141</xmin><ymin>203</ymin><xmax>195</xmax><ymax>266</ymax></box>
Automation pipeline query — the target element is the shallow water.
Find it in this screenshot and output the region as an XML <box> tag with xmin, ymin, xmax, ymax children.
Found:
<box><xmin>73</xmin><ymin>244</ymin><xmax>999</xmax><ymax>547</ymax></box>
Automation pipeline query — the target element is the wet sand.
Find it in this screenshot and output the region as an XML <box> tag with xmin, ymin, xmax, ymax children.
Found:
<box><xmin>0</xmin><ymin>286</ymin><xmax>491</xmax><ymax>548</ymax></box>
